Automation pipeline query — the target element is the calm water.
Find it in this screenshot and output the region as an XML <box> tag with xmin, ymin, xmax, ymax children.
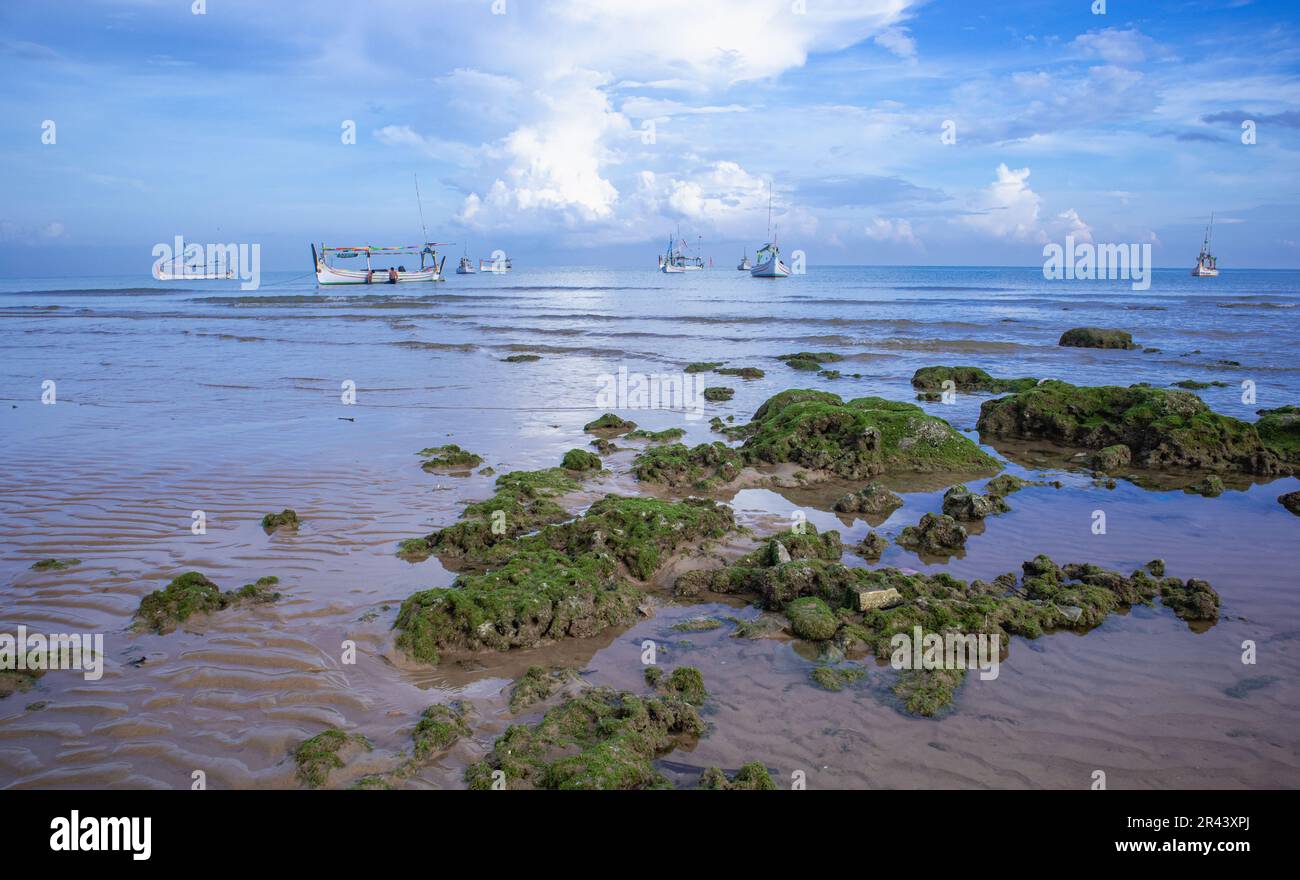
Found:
<box><xmin>2</xmin><ymin>265</ymin><xmax>1298</xmax><ymax>789</ymax></box>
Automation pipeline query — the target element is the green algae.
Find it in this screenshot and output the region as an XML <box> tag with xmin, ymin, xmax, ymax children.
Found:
<box><xmin>716</xmin><ymin>366</ymin><xmax>765</xmax><ymax>380</ymax></box>
<box><xmin>911</xmin><ymin>366</ymin><xmax>1038</xmax><ymax>394</ymax></box>
<box><xmin>632</xmin><ymin>441</ymin><xmax>743</xmax><ymax>489</ymax></box>
<box><xmin>1255</xmin><ymin>405</ymin><xmax>1300</xmax><ymax>465</ymax></box>
<box><xmin>810</xmin><ymin>664</ymin><xmax>866</xmax><ymax>691</ymax></box>
<box><xmin>643</xmin><ymin>666</ymin><xmax>663</xmax><ymax>686</ymax></box>
<box><xmin>503</xmin><ymin>354</ymin><xmax>541</xmax><ymax>362</ymax></box>
<box><xmin>697</xmin><ymin>762</ymin><xmax>778</xmax><ymax>790</ymax></box>
<box><xmin>293</xmin><ymin>728</ymin><xmax>372</xmax><ymax>789</ymax></box>
<box><xmin>1058</xmin><ymin>327</ymin><xmax>1137</xmax><ymax>349</ymax></box>
<box><xmin>672</xmin><ymin>617</ymin><xmax>725</xmax><ymax>632</ymax></box>
<box><xmin>561</xmin><ymin>448</ymin><xmax>602</xmax><ymax>471</ymax></box>
<box><xmin>584</xmin><ymin>413</ymin><xmax>637</xmax><ymax>433</ymax></box>
<box><xmin>977</xmin><ymin>380</ymin><xmax>1292</xmax><ymax>475</ymax></box>
<box><xmin>684</xmin><ymin>361</ymin><xmax>724</xmax><ymax>373</ymax></box>
<box><xmin>418</xmin><ymin>444</ymin><xmax>483</xmax><ymax>471</ymax></box>
<box><xmin>786</xmin><ymin>596</ymin><xmax>839</xmax><ymax>640</ymax></box>
<box><xmin>509</xmin><ymin>666</ymin><xmax>580</xmax><ymax>713</ymax></box>
<box><xmin>626</xmin><ymin>427</ymin><xmax>686</xmax><ymax>443</ymax></box>
<box><xmin>30</xmin><ymin>558</ymin><xmax>81</xmax><ymax>571</ymax></box>
<box><xmin>897</xmin><ymin>513</ymin><xmax>967</xmax><ymax>555</ymax></box>
<box><xmin>465</xmin><ymin>671</ymin><xmax>708</xmax><ymax>790</ymax></box>
<box><xmin>412</xmin><ymin>703</ymin><xmax>472</xmax><ymax>756</ymax></box>
<box><xmin>133</xmin><ymin>572</ymin><xmax>282</xmax><ymax>635</ymax></box>
<box><xmin>854</xmin><ymin>531</ymin><xmax>888</xmax><ymax>561</ymax></box>
<box><xmin>1173</xmin><ymin>379</ymin><xmax>1228</xmax><ymax>390</ymax></box>
<box><xmin>261</xmin><ymin>509</ymin><xmax>300</xmax><ymax>530</ymax></box>
<box><xmin>777</xmin><ymin>352</ymin><xmax>844</xmax><ymax>372</ymax></box>
<box><xmin>0</xmin><ymin>668</ymin><xmax>44</xmax><ymax>699</ymax></box>
<box><xmin>704</xmin><ymin>386</ymin><xmax>735</xmax><ymax>402</ymax></box>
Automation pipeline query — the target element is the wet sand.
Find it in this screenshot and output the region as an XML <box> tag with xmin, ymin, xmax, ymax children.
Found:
<box><xmin>2</xmin><ymin>266</ymin><xmax>1298</xmax><ymax>789</ymax></box>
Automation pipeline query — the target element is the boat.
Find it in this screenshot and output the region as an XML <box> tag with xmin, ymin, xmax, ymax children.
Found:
<box><xmin>456</xmin><ymin>256</ymin><xmax>475</xmax><ymax>274</ymax></box>
<box><xmin>479</xmin><ymin>254</ymin><xmax>512</xmax><ymax>273</ymax></box>
<box><xmin>153</xmin><ymin>252</ymin><xmax>235</xmax><ymax>281</ymax></box>
<box><xmin>737</xmin><ymin>251</ymin><xmax>751</xmax><ymax>271</ymax></box>
<box><xmin>313</xmin><ymin>243</ymin><xmax>447</xmax><ymax>284</ymax></box>
<box><xmin>750</xmin><ymin>184</ymin><xmax>790</xmax><ymax>278</ymax></box>
<box><xmin>1191</xmin><ymin>213</ymin><xmax>1219</xmax><ymax>277</ymax></box>
<box><xmin>659</xmin><ymin>232</ymin><xmax>706</xmax><ymax>272</ymax></box>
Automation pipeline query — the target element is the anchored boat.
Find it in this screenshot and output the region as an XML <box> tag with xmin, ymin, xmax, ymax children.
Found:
<box><xmin>1191</xmin><ymin>213</ymin><xmax>1219</xmax><ymax>277</ymax></box>
<box><xmin>313</xmin><ymin>243</ymin><xmax>447</xmax><ymax>285</ymax></box>
<box><xmin>659</xmin><ymin>232</ymin><xmax>706</xmax><ymax>272</ymax></box>
<box><xmin>737</xmin><ymin>250</ymin><xmax>751</xmax><ymax>271</ymax></box>
<box><xmin>750</xmin><ymin>184</ymin><xmax>790</xmax><ymax>278</ymax></box>
<box><xmin>479</xmin><ymin>254</ymin><xmax>512</xmax><ymax>273</ymax></box>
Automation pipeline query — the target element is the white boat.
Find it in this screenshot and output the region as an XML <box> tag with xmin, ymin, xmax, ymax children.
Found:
<box><xmin>153</xmin><ymin>254</ymin><xmax>235</xmax><ymax>281</ymax></box>
<box><xmin>750</xmin><ymin>242</ymin><xmax>789</xmax><ymax>278</ymax></box>
<box><xmin>659</xmin><ymin>233</ymin><xmax>706</xmax><ymax>272</ymax></box>
<box><xmin>456</xmin><ymin>255</ymin><xmax>475</xmax><ymax>274</ymax></box>
<box><xmin>313</xmin><ymin>243</ymin><xmax>446</xmax><ymax>285</ymax></box>
<box><xmin>737</xmin><ymin>251</ymin><xmax>751</xmax><ymax>271</ymax></box>
<box><xmin>479</xmin><ymin>254</ymin><xmax>512</xmax><ymax>273</ymax></box>
<box><xmin>1191</xmin><ymin>213</ymin><xmax>1219</xmax><ymax>277</ymax></box>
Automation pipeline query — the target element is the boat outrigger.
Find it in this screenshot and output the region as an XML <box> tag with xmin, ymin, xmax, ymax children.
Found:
<box><xmin>313</xmin><ymin>243</ymin><xmax>447</xmax><ymax>285</ymax></box>
<box><xmin>1191</xmin><ymin>213</ymin><xmax>1219</xmax><ymax>277</ymax></box>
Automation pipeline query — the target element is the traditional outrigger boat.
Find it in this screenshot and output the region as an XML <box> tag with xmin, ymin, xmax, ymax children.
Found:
<box><xmin>312</xmin><ymin>243</ymin><xmax>447</xmax><ymax>285</ymax></box>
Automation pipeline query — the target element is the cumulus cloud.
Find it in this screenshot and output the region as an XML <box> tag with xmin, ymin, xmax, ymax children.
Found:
<box><xmin>864</xmin><ymin>217</ymin><xmax>921</xmax><ymax>248</ymax></box>
<box><xmin>959</xmin><ymin>164</ymin><xmax>1091</xmax><ymax>244</ymax></box>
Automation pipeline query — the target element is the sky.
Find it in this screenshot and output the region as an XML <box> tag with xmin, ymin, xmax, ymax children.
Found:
<box><xmin>2</xmin><ymin>0</ymin><xmax>1299</xmax><ymax>274</ymax></box>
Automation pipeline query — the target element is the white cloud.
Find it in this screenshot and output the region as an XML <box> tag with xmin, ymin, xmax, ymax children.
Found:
<box><xmin>374</xmin><ymin>125</ymin><xmax>479</xmax><ymax>167</ymax></box>
<box><xmin>1069</xmin><ymin>27</ymin><xmax>1170</xmax><ymax>66</ymax></box>
<box><xmin>865</xmin><ymin>217</ymin><xmax>921</xmax><ymax>247</ymax></box>
<box><xmin>874</xmin><ymin>26</ymin><xmax>917</xmax><ymax>60</ymax></box>
<box><xmin>959</xmin><ymin>164</ymin><xmax>1091</xmax><ymax>244</ymax></box>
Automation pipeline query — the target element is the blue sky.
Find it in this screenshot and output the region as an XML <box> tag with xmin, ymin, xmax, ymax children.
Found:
<box><xmin>2</xmin><ymin>0</ymin><xmax>1299</xmax><ymax>274</ymax></box>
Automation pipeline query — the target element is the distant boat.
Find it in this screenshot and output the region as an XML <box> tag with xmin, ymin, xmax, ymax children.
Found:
<box><xmin>1191</xmin><ymin>213</ymin><xmax>1219</xmax><ymax>277</ymax></box>
<box><xmin>737</xmin><ymin>251</ymin><xmax>751</xmax><ymax>271</ymax></box>
<box><xmin>480</xmin><ymin>254</ymin><xmax>512</xmax><ymax>273</ymax></box>
<box><xmin>750</xmin><ymin>183</ymin><xmax>790</xmax><ymax>278</ymax></box>
<box><xmin>456</xmin><ymin>255</ymin><xmax>475</xmax><ymax>274</ymax></box>
<box><xmin>153</xmin><ymin>253</ymin><xmax>235</xmax><ymax>280</ymax></box>
<box><xmin>659</xmin><ymin>231</ymin><xmax>705</xmax><ymax>272</ymax></box>
<box><xmin>313</xmin><ymin>243</ymin><xmax>446</xmax><ymax>284</ymax></box>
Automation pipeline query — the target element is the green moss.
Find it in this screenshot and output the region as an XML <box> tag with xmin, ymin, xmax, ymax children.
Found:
<box><xmin>625</xmin><ymin>427</ymin><xmax>686</xmax><ymax>443</ymax></box>
<box><xmin>1256</xmin><ymin>405</ymin><xmax>1300</xmax><ymax>464</ymax></box>
<box><xmin>397</xmin><ymin>537</ymin><xmax>432</xmax><ymax>560</ymax></box>
<box><xmin>412</xmin><ymin>703</ymin><xmax>471</xmax><ymax>757</ymax></box>
<box><xmin>704</xmin><ymin>386</ymin><xmax>735</xmax><ymax>402</ymax></box>
<box><xmin>810</xmin><ymin>664</ymin><xmax>866</xmax><ymax>691</ymax></box>
<box><xmin>584</xmin><ymin>413</ymin><xmax>637</xmax><ymax>433</ymax></box>
<box><xmin>465</xmin><ymin>678</ymin><xmax>707</xmax><ymax>790</ymax></box>
<box><xmin>737</xmin><ymin>390</ymin><xmax>1000</xmax><ymax>479</ymax></box>
<box><xmin>293</xmin><ymin>728</ymin><xmax>372</xmax><ymax>789</ymax></box>
<box><xmin>418</xmin><ymin>444</ymin><xmax>483</xmax><ymax>471</ymax></box>
<box><xmin>509</xmin><ymin>666</ymin><xmax>579</xmax><ymax>712</ymax></box>
<box><xmin>30</xmin><ymin>558</ymin><xmax>81</xmax><ymax>571</ymax></box>
<box><xmin>1058</xmin><ymin>327</ymin><xmax>1137</xmax><ymax>349</ymax></box>
<box><xmin>911</xmin><ymin>366</ymin><xmax>1038</xmax><ymax>394</ymax></box>
<box><xmin>893</xmin><ymin>668</ymin><xmax>965</xmax><ymax>717</ymax></box>
<box><xmin>716</xmin><ymin>366</ymin><xmax>765</xmax><ymax>380</ymax></box>
<box><xmin>643</xmin><ymin>666</ymin><xmax>663</xmax><ymax>686</ymax></box>
<box><xmin>133</xmin><ymin>571</ymin><xmax>282</xmax><ymax>635</ymax></box>
<box><xmin>684</xmin><ymin>361</ymin><xmax>724</xmax><ymax>373</ymax></box>
<box><xmin>786</xmin><ymin>597</ymin><xmax>839</xmax><ymax>640</ymax></box>
<box><xmin>777</xmin><ymin>352</ymin><xmax>845</xmax><ymax>370</ymax></box>
<box><xmin>1172</xmin><ymin>379</ymin><xmax>1228</xmax><ymax>390</ymax></box>
<box><xmin>897</xmin><ymin>513</ymin><xmax>967</xmax><ymax>555</ymax></box>
<box><xmin>1159</xmin><ymin>577</ymin><xmax>1220</xmax><ymax>622</ymax></box>
<box><xmin>632</xmin><ymin>441</ymin><xmax>743</xmax><ymax>489</ymax></box>
<box><xmin>261</xmin><ymin>509</ymin><xmax>299</xmax><ymax>530</ymax></box>
<box><xmin>698</xmin><ymin>762</ymin><xmax>778</xmax><ymax>790</ymax></box>
<box><xmin>977</xmin><ymin>380</ymin><xmax>1288</xmax><ymax>474</ymax></box>
<box><xmin>503</xmin><ymin>354</ymin><xmax>542</xmax><ymax>362</ymax></box>
<box><xmin>561</xmin><ymin>448</ymin><xmax>602</xmax><ymax>471</ymax></box>
<box><xmin>672</xmin><ymin>617</ymin><xmax>724</xmax><ymax>632</ymax></box>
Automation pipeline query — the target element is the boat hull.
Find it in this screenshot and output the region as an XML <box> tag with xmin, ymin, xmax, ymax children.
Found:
<box><xmin>316</xmin><ymin>262</ymin><xmax>443</xmax><ymax>284</ymax></box>
<box><xmin>750</xmin><ymin>257</ymin><xmax>790</xmax><ymax>278</ymax></box>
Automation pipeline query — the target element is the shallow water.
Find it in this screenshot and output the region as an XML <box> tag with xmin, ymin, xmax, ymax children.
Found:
<box><xmin>2</xmin><ymin>265</ymin><xmax>1298</xmax><ymax>789</ymax></box>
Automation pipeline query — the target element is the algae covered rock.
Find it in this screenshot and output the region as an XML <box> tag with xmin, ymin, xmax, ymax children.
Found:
<box><xmin>1058</xmin><ymin>327</ymin><xmax>1137</xmax><ymax>349</ymax></box>
<box><xmin>717</xmin><ymin>366</ymin><xmax>765</xmax><ymax>380</ymax></box>
<box><xmin>854</xmin><ymin>531</ymin><xmax>888</xmax><ymax>561</ymax></box>
<box><xmin>697</xmin><ymin>762</ymin><xmax>778</xmax><ymax>790</ymax></box>
<box><xmin>261</xmin><ymin>509</ymin><xmax>300</xmax><ymax>531</ymax></box>
<box><xmin>1255</xmin><ymin>406</ymin><xmax>1300</xmax><ymax>466</ymax></box>
<box><xmin>897</xmin><ymin>513</ymin><xmax>967</xmax><ymax>555</ymax></box>
<box><xmin>584</xmin><ymin>413</ymin><xmax>637</xmax><ymax>433</ymax></box>
<box><xmin>786</xmin><ymin>596</ymin><xmax>839</xmax><ymax>640</ymax></box>
<box><xmin>632</xmin><ymin>441</ymin><xmax>743</xmax><ymax>489</ymax></box>
<box><xmin>413</xmin><ymin>703</ymin><xmax>471</xmax><ymax>756</ymax></box>
<box><xmin>911</xmin><ymin>366</ymin><xmax>1038</xmax><ymax>394</ymax></box>
<box><xmin>977</xmin><ymin>380</ymin><xmax>1290</xmax><ymax>474</ymax></box>
<box><xmin>810</xmin><ymin>664</ymin><xmax>866</xmax><ymax>691</ymax></box>
<box><xmin>561</xmin><ymin>448</ymin><xmax>602</xmax><ymax>471</ymax></box>
<box><xmin>777</xmin><ymin>351</ymin><xmax>843</xmax><ymax>371</ymax></box>
<box><xmin>737</xmin><ymin>390</ymin><xmax>1000</xmax><ymax>480</ymax></box>
<box><xmin>941</xmin><ymin>484</ymin><xmax>1010</xmax><ymax>520</ymax></box>
<box><xmin>833</xmin><ymin>482</ymin><xmax>903</xmax><ymax>517</ymax></box>
<box><xmin>418</xmin><ymin>444</ymin><xmax>483</xmax><ymax>471</ymax></box>
<box><xmin>134</xmin><ymin>572</ymin><xmax>282</xmax><ymax>635</ymax></box>
<box><xmin>294</xmin><ymin>728</ymin><xmax>372</xmax><ymax>789</ymax></box>
<box><xmin>31</xmin><ymin>558</ymin><xmax>81</xmax><ymax>571</ymax></box>
<box><xmin>503</xmin><ymin>353</ymin><xmax>542</xmax><ymax>363</ymax></box>
<box><xmin>509</xmin><ymin>666</ymin><xmax>580</xmax><ymax>713</ymax></box>
<box><xmin>625</xmin><ymin>427</ymin><xmax>685</xmax><ymax>444</ymax></box>
<box><xmin>684</xmin><ymin>361</ymin><xmax>724</xmax><ymax>373</ymax></box>
<box><xmin>704</xmin><ymin>386</ymin><xmax>735</xmax><ymax>402</ymax></box>
<box><xmin>984</xmin><ymin>474</ymin><xmax>1032</xmax><ymax>496</ymax></box>
<box><xmin>1091</xmin><ymin>444</ymin><xmax>1132</xmax><ymax>473</ymax></box>
<box><xmin>1280</xmin><ymin>491</ymin><xmax>1300</xmax><ymax>516</ymax></box>
<box><xmin>1159</xmin><ymin>577</ymin><xmax>1220</xmax><ymax>622</ymax></box>
<box><xmin>466</xmin><ymin>671</ymin><xmax>709</xmax><ymax>790</ymax></box>
<box><xmin>1184</xmin><ymin>475</ymin><xmax>1226</xmax><ymax>497</ymax></box>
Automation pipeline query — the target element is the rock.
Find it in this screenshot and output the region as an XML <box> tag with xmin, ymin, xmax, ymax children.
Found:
<box><xmin>684</xmin><ymin>361</ymin><xmax>724</xmax><ymax>373</ymax></box>
<box><xmin>703</xmin><ymin>386</ymin><xmax>734</xmax><ymax>402</ymax></box>
<box><xmin>977</xmin><ymin>380</ymin><xmax>1291</xmax><ymax>475</ymax></box>
<box><xmin>1159</xmin><ymin>577</ymin><xmax>1221</xmax><ymax>622</ymax></box>
<box><xmin>941</xmin><ymin>484</ymin><xmax>1010</xmax><ymax>520</ymax></box>
<box><xmin>773</xmin><ymin>541</ymin><xmax>792</xmax><ymax>564</ymax></box>
<box><xmin>1146</xmin><ymin>558</ymin><xmax>1166</xmax><ymax>577</ymax></box>
<box><xmin>786</xmin><ymin>596</ymin><xmax>839</xmax><ymax>641</ymax></box>
<box><xmin>1058</xmin><ymin>327</ymin><xmax>1137</xmax><ymax>349</ymax></box>
<box><xmin>1184</xmin><ymin>475</ymin><xmax>1225</xmax><ymax>497</ymax></box>
<box><xmin>1255</xmin><ymin>406</ymin><xmax>1300</xmax><ymax>467</ymax></box>
<box><xmin>631</xmin><ymin>442</ymin><xmax>743</xmax><ymax>489</ymax></box>
<box><xmin>561</xmin><ymin>448</ymin><xmax>602</xmax><ymax>471</ymax></box>
<box><xmin>417</xmin><ymin>444</ymin><xmax>483</xmax><ymax>471</ymax></box>
<box><xmin>625</xmin><ymin>427</ymin><xmax>685</xmax><ymax>443</ymax></box>
<box><xmin>777</xmin><ymin>352</ymin><xmax>844</xmax><ymax>371</ymax></box>
<box><xmin>509</xmin><ymin>666</ymin><xmax>579</xmax><ymax>713</ymax></box>
<box><xmin>1280</xmin><ymin>491</ymin><xmax>1300</xmax><ymax>516</ymax></box>
<box><xmin>413</xmin><ymin>703</ymin><xmax>472</xmax><ymax>755</ymax></box>
<box><xmin>30</xmin><ymin>558</ymin><xmax>80</xmax><ymax>571</ymax></box>
<box><xmin>261</xmin><ymin>508</ymin><xmax>300</xmax><ymax>530</ymax></box>
<box><xmin>583</xmin><ymin>413</ymin><xmax>636</xmax><ymax>433</ymax></box>
<box><xmin>850</xmin><ymin>586</ymin><xmax>903</xmax><ymax>611</ymax></box>
<box><xmin>134</xmin><ymin>572</ymin><xmax>281</xmax><ymax>635</ymax></box>
<box><xmin>984</xmin><ymin>474</ymin><xmax>1032</xmax><ymax>496</ymax></box>
<box><xmin>897</xmin><ymin>513</ymin><xmax>967</xmax><ymax>555</ymax></box>
<box><xmin>293</xmin><ymin>729</ymin><xmax>372</xmax><ymax>789</ymax></box>
<box><xmin>503</xmin><ymin>354</ymin><xmax>541</xmax><ymax>363</ymax></box>
<box><xmin>697</xmin><ymin>762</ymin><xmax>778</xmax><ymax>789</ymax></box>
<box><xmin>716</xmin><ymin>366</ymin><xmax>765</xmax><ymax>380</ymax></box>
<box><xmin>1090</xmin><ymin>444</ymin><xmax>1131</xmax><ymax>472</ymax></box>
<box><xmin>833</xmin><ymin>482</ymin><xmax>903</xmax><ymax>516</ymax></box>
<box><xmin>810</xmin><ymin>665</ymin><xmax>866</xmax><ymax>692</ymax></box>
<box><xmin>854</xmin><ymin>531</ymin><xmax>888</xmax><ymax>561</ymax></box>
<box><xmin>911</xmin><ymin>366</ymin><xmax>1038</xmax><ymax>394</ymax></box>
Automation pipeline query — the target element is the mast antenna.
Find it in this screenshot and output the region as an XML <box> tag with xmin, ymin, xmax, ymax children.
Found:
<box><xmin>414</xmin><ymin>173</ymin><xmax>429</xmax><ymax>243</ymax></box>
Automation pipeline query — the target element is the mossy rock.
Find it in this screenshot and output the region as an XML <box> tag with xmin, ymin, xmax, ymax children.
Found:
<box><xmin>1058</xmin><ymin>327</ymin><xmax>1137</xmax><ymax>349</ymax></box>
<box><xmin>465</xmin><ymin>674</ymin><xmax>708</xmax><ymax>790</ymax></box>
<box><xmin>261</xmin><ymin>509</ymin><xmax>300</xmax><ymax>530</ymax></box>
<box><xmin>1280</xmin><ymin>491</ymin><xmax>1300</xmax><ymax>516</ymax></box>
<box><xmin>977</xmin><ymin>380</ymin><xmax>1290</xmax><ymax>474</ymax></box>
<box><xmin>509</xmin><ymin>666</ymin><xmax>579</xmax><ymax>713</ymax></box>
<box><xmin>0</xmin><ymin>668</ymin><xmax>44</xmax><ymax>699</ymax></box>
<box><xmin>897</xmin><ymin>513</ymin><xmax>967</xmax><ymax>555</ymax></box>
<box><xmin>561</xmin><ymin>448</ymin><xmax>602</xmax><ymax>471</ymax></box>
<box><xmin>133</xmin><ymin>572</ymin><xmax>281</xmax><ymax>635</ymax></box>
<box><xmin>704</xmin><ymin>386</ymin><xmax>735</xmax><ymax>402</ymax></box>
<box><xmin>717</xmin><ymin>366</ymin><xmax>765</xmax><ymax>380</ymax></box>
<box><xmin>503</xmin><ymin>354</ymin><xmax>542</xmax><ymax>363</ymax></box>
<box><xmin>1159</xmin><ymin>577</ymin><xmax>1220</xmax><ymax>622</ymax></box>
<box><xmin>418</xmin><ymin>444</ymin><xmax>483</xmax><ymax>471</ymax></box>
<box><xmin>777</xmin><ymin>352</ymin><xmax>844</xmax><ymax>371</ymax></box>
<box><xmin>941</xmin><ymin>484</ymin><xmax>1009</xmax><ymax>520</ymax></box>
<box><xmin>810</xmin><ymin>664</ymin><xmax>866</xmax><ymax>691</ymax></box>
<box><xmin>1255</xmin><ymin>406</ymin><xmax>1300</xmax><ymax>466</ymax></box>
<box><xmin>786</xmin><ymin>597</ymin><xmax>839</xmax><ymax>640</ymax></box>
<box><xmin>412</xmin><ymin>703</ymin><xmax>471</xmax><ymax>757</ymax></box>
<box><xmin>672</xmin><ymin>617</ymin><xmax>725</xmax><ymax>632</ymax></box>
<box><xmin>30</xmin><ymin>558</ymin><xmax>80</xmax><ymax>571</ymax></box>
<box><xmin>632</xmin><ymin>441</ymin><xmax>743</xmax><ymax>489</ymax></box>
<box><xmin>294</xmin><ymin>729</ymin><xmax>372</xmax><ymax>789</ymax></box>
<box><xmin>584</xmin><ymin>413</ymin><xmax>637</xmax><ymax>433</ymax></box>
<box><xmin>854</xmin><ymin>531</ymin><xmax>888</xmax><ymax>561</ymax></box>
<box><xmin>697</xmin><ymin>762</ymin><xmax>778</xmax><ymax>790</ymax></box>
<box><xmin>684</xmin><ymin>361</ymin><xmax>724</xmax><ymax>373</ymax></box>
<box><xmin>738</xmin><ymin>390</ymin><xmax>1000</xmax><ymax>479</ymax></box>
<box><xmin>1172</xmin><ymin>379</ymin><xmax>1228</xmax><ymax>390</ymax></box>
<box><xmin>833</xmin><ymin>482</ymin><xmax>903</xmax><ymax>516</ymax></box>
<box><xmin>625</xmin><ymin>427</ymin><xmax>686</xmax><ymax>443</ymax></box>
<box><xmin>911</xmin><ymin>366</ymin><xmax>1038</xmax><ymax>394</ymax></box>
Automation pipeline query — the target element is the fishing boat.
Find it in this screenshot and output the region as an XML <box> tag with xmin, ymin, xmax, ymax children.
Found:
<box><xmin>659</xmin><ymin>232</ymin><xmax>706</xmax><ymax>272</ymax></box>
<box><xmin>1191</xmin><ymin>213</ymin><xmax>1219</xmax><ymax>277</ymax></box>
<box><xmin>456</xmin><ymin>256</ymin><xmax>475</xmax><ymax>274</ymax></box>
<box><xmin>750</xmin><ymin>184</ymin><xmax>790</xmax><ymax>278</ymax></box>
<box><xmin>153</xmin><ymin>252</ymin><xmax>235</xmax><ymax>280</ymax></box>
<box><xmin>313</xmin><ymin>243</ymin><xmax>447</xmax><ymax>284</ymax></box>
<box><xmin>479</xmin><ymin>254</ymin><xmax>512</xmax><ymax>273</ymax></box>
<box><xmin>737</xmin><ymin>251</ymin><xmax>751</xmax><ymax>271</ymax></box>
